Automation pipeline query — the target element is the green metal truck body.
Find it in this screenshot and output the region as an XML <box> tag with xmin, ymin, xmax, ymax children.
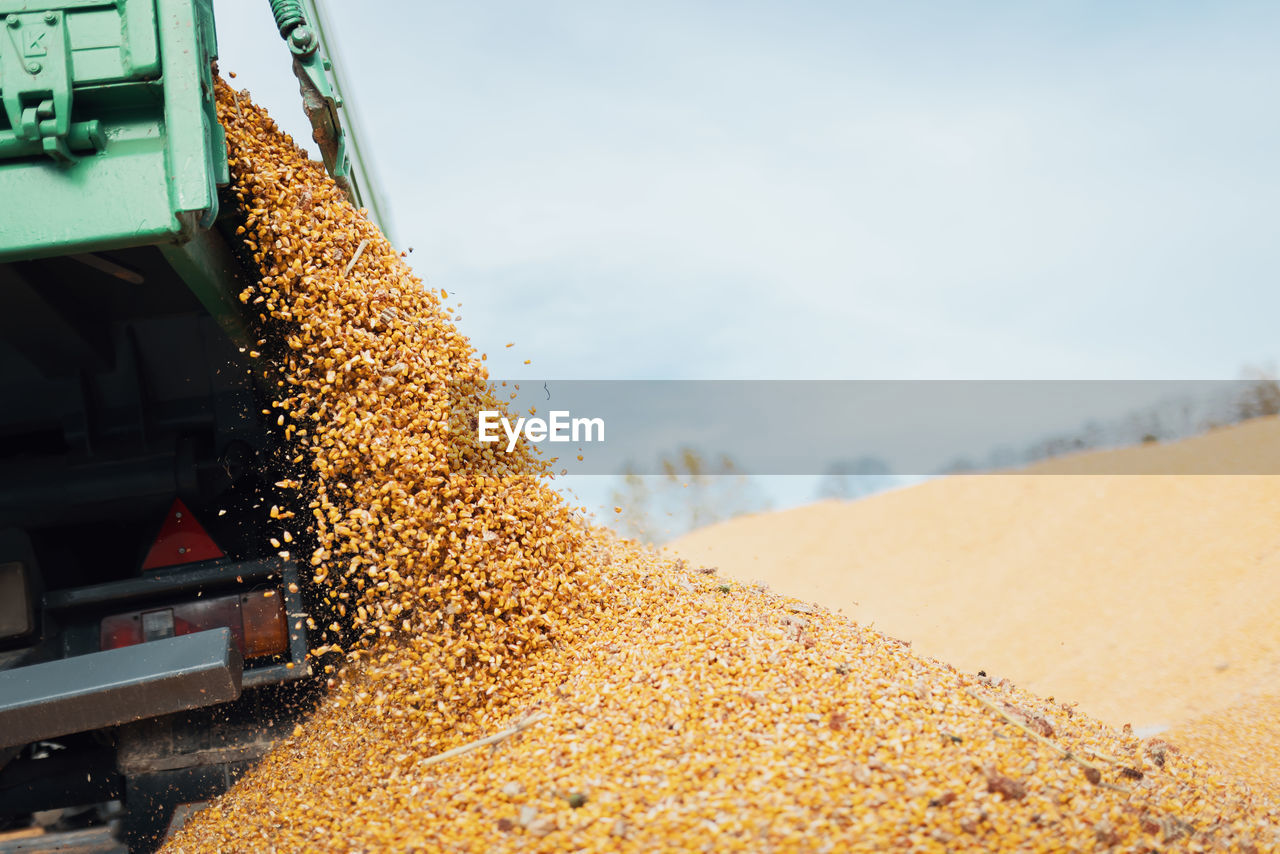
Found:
<box><xmin>0</xmin><ymin>1</ymin><xmax>371</xmax><ymax>848</ymax></box>
<box><xmin>0</xmin><ymin>0</ymin><xmax>227</xmax><ymax>259</ymax></box>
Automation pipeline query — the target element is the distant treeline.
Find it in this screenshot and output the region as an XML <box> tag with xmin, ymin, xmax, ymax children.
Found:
<box><xmin>939</xmin><ymin>367</ymin><xmax>1280</xmax><ymax>475</ymax></box>
<box><xmin>611</xmin><ymin>369</ymin><xmax>1280</xmax><ymax>540</ymax></box>
<box><xmin>816</xmin><ymin>368</ymin><xmax>1280</xmax><ymax>498</ymax></box>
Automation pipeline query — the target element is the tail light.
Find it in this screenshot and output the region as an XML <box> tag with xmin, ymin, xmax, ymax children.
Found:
<box><xmin>100</xmin><ymin>590</ymin><xmax>287</xmax><ymax>660</ymax></box>
<box><xmin>241</xmin><ymin>590</ymin><xmax>289</xmax><ymax>658</ymax></box>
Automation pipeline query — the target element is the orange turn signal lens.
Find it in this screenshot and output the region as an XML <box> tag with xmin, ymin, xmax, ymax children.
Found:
<box><xmin>240</xmin><ymin>591</ymin><xmax>288</xmax><ymax>659</ymax></box>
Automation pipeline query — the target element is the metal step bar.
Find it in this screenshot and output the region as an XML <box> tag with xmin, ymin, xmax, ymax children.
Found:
<box><xmin>0</xmin><ymin>629</ymin><xmax>242</xmax><ymax>749</ymax></box>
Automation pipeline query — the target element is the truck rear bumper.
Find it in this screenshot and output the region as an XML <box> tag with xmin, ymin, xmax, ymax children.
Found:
<box><xmin>0</xmin><ymin>629</ymin><xmax>241</xmax><ymax>749</ymax></box>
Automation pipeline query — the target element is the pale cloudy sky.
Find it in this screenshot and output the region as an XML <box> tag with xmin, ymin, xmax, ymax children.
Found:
<box><xmin>216</xmin><ymin>2</ymin><xmax>1280</xmax><ymax>518</ymax></box>
<box><xmin>218</xmin><ymin>1</ymin><xmax>1280</xmax><ymax>383</ymax></box>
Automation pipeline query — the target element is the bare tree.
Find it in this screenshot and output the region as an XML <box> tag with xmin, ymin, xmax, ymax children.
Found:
<box><xmin>815</xmin><ymin>456</ymin><xmax>895</xmax><ymax>500</ymax></box>
<box><xmin>610</xmin><ymin>447</ymin><xmax>771</xmax><ymax>543</ymax></box>
<box><xmin>1236</xmin><ymin>364</ymin><xmax>1280</xmax><ymax>421</ymax></box>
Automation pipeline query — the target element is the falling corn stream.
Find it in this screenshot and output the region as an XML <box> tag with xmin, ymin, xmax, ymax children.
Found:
<box><xmin>166</xmin><ymin>79</ymin><xmax>1280</xmax><ymax>853</ymax></box>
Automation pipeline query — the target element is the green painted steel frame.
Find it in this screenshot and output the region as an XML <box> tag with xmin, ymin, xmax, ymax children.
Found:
<box><xmin>303</xmin><ymin>0</ymin><xmax>389</xmax><ymax>236</ymax></box>
<box><xmin>0</xmin><ymin>0</ymin><xmax>227</xmax><ymax>262</ymax></box>
<box><xmin>157</xmin><ymin>224</ymin><xmax>250</xmax><ymax>349</ymax></box>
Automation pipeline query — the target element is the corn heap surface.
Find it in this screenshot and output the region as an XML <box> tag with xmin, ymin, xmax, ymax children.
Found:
<box><xmin>1168</xmin><ymin>694</ymin><xmax>1280</xmax><ymax>803</ymax></box>
<box><xmin>210</xmin><ymin>77</ymin><xmax>593</xmax><ymax>731</ymax></box>
<box><xmin>169</xmin><ymin>81</ymin><xmax>1280</xmax><ymax>853</ymax></box>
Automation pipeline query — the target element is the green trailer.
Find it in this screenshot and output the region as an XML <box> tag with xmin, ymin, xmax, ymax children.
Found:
<box><xmin>0</xmin><ymin>1</ymin><xmax>379</xmax><ymax>849</ymax></box>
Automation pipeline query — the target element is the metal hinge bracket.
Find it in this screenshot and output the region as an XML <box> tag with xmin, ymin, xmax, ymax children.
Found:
<box><xmin>0</xmin><ymin>10</ymin><xmax>105</xmax><ymax>163</ymax></box>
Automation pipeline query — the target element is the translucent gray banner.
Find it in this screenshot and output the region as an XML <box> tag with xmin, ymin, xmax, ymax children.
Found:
<box><xmin>474</xmin><ymin>380</ymin><xmax>1280</xmax><ymax>475</ymax></box>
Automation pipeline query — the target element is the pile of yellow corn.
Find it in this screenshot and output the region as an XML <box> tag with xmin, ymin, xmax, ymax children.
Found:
<box><xmin>1167</xmin><ymin>694</ymin><xmax>1280</xmax><ymax>803</ymax></box>
<box><xmin>167</xmin><ymin>80</ymin><xmax>1278</xmax><ymax>852</ymax></box>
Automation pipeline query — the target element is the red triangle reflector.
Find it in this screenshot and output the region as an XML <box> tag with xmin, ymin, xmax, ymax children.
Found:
<box><xmin>142</xmin><ymin>499</ymin><xmax>225</xmax><ymax>570</ymax></box>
